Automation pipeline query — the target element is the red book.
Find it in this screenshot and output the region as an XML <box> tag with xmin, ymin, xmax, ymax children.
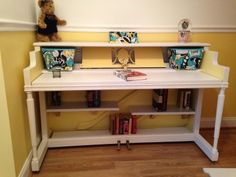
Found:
<box><xmin>115</xmin><ymin>114</ymin><xmax>120</xmax><ymax>135</ymax></box>
<box><xmin>114</xmin><ymin>70</ymin><xmax>147</xmax><ymax>81</ymax></box>
<box><xmin>131</xmin><ymin>115</ymin><xmax>137</xmax><ymax>134</ymax></box>
<box><xmin>109</xmin><ymin>114</ymin><xmax>115</xmax><ymax>135</ymax></box>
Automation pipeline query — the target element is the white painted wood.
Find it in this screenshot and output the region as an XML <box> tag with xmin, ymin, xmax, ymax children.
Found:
<box><xmin>39</xmin><ymin>92</ymin><xmax>48</xmax><ymax>139</ymax></box>
<box><xmin>26</xmin><ymin>92</ymin><xmax>38</xmax><ymax>164</ymax></box>
<box><xmin>0</xmin><ymin>19</ymin><xmax>35</xmax><ymax>31</ymax></box>
<box><xmin>31</xmin><ymin>139</ymin><xmax>47</xmax><ymax>172</ymax></box>
<box><xmin>211</xmin><ymin>52</ymin><xmax>230</xmax><ymax>82</ymax></box>
<box><xmin>26</xmin><ymin>92</ymin><xmax>48</xmax><ymax>172</ymax></box>
<box><xmin>213</xmin><ymin>88</ymin><xmax>225</xmax><ymax>152</ymax></box>
<box><xmin>24</xmin><ymin>41</ymin><xmax>230</xmax><ymax>171</ymax></box>
<box><xmin>23</xmin><ymin>47</ymin><xmax>41</xmax><ymax>86</ymax></box>
<box><xmin>34</xmin><ymin>42</ymin><xmax>210</xmax><ymax>47</ymax></box>
<box><xmin>129</xmin><ymin>105</ymin><xmax>195</xmax><ymax>116</ymax></box>
<box><xmin>48</xmin><ymin>127</ymin><xmax>194</xmax><ymax>147</ymax></box>
<box><xmin>26</xmin><ymin>69</ymin><xmax>228</xmax><ymax>92</ymax></box>
<box><xmin>194</xmin><ymin>133</ymin><xmax>218</xmax><ymax>161</ymax></box>
<box><xmin>47</xmin><ymin>101</ymin><xmax>119</xmax><ymax>112</ymax></box>
<box><xmin>193</xmin><ymin>89</ymin><xmax>203</xmax><ymax>134</ymax></box>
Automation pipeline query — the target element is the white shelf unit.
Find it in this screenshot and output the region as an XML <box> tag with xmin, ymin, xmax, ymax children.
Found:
<box><xmin>48</xmin><ymin>127</ymin><xmax>193</xmax><ymax>147</ymax></box>
<box><xmin>33</xmin><ymin>41</ymin><xmax>210</xmax><ymax>48</ymax></box>
<box><xmin>47</xmin><ymin>101</ymin><xmax>119</xmax><ymax>112</ymax></box>
<box><xmin>129</xmin><ymin>105</ymin><xmax>195</xmax><ymax>116</ymax></box>
<box><xmin>24</xmin><ymin>41</ymin><xmax>229</xmax><ymax>171</ymax></box>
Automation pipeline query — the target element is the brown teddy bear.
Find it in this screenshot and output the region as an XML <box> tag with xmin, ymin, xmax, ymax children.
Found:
<box><xmin>37</xmin><ymin>0</ymin><xmax>66</xmax><ymax>42</ymax></box>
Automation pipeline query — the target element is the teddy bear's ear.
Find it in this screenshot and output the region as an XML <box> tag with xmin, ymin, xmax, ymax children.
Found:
<box><xmin>38</xmin><ymin>0</ymin><xmax>52</xmax><ymax>7</ymax></box>
<box><xmin>38</xmin><ymin>0</ymin><xmax>43</xmax><ymax>7</ymax></box>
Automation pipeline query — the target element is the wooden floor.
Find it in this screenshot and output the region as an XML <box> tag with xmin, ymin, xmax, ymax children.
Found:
<box><xmin>32</xmin><ymin>128</ymin><xmax>236</xmax><ymax>177</ymax></box>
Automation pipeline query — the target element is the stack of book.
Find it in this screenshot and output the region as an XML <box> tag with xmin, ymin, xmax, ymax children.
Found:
<box><xmin>113</xmin><ymin>70</ymin><xmax>147</xmax><ymax>81</ymax></box>
<box><xmin>110</xmin><ymin>113</ymin><xmax>137</xmax><ymax>135</ymax></box>
<box><xmin>152</xmin><ymin>89</ymin><xmax>168</xmax><ymax>111</ymax></box>
<box><xmin>177</xmin><ymin>89</ymin><xmax>193</xmax><ymax>110</ymax></box>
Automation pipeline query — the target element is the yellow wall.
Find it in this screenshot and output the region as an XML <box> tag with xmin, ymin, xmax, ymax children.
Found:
<box><xmin>0</xmin><ymin>32</ymin><xmax>35</xmax><ymax>176</ymax></box>
<box><xmin>0</xmin><ymin>51</ymin><xmax>16</xmax><ymax>177</ymax></box>
<box><xmin>0</xmin><ymin>31</ymin><xmax>235</xmax><ymax>175</ymax></box>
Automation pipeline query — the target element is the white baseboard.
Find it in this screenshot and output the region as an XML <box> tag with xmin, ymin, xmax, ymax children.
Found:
<box><xmin>201</xmin><ymin>117</ymin><xmax>236</xmax><ymax>128</ymax></box>
<box><xmin>18</xmin><ymin>151</ymin><xmax>32</xmax><ymax>177</ymax></box>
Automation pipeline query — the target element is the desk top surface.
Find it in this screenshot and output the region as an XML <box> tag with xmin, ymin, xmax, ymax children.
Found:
<box><xmin>33</xmin><ymin>42</ymin><xmax>210</xmax><ymax>47</ymax></box>
<box><xmin>25</xmin><ymin>69</ymin><xmax>228</xmax><ymax>91</ymax></box>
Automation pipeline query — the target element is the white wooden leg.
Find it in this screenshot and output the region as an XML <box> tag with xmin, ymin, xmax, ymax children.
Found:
<box><xmin>193</xmin><ymin>89</ymin><xmax>203</xmax><ymax>134</ymax></box>
<box><xmin>194</xmin><ymin>88</ymin><xmax>225</xmax><ymax>161</ymax></box>
<box><xmin>26</xmin><ymin>92</ymin><xmax>49</xmax><ymax>171</ymax></box>
<box><xmin>26</xmin><ymin>92</ymin><xmax>39</xmax><ymax>168</ymax></box>
<box><xmin>39</xmin><ymin>92</ymin><xmax>48</xmax><ymax>140</ymax></box>
<box><xmin>32</xmin><ymin>92</ymin><xmax>49</xmax><ymax>171</ymax></box>
<box><xmin>212</xmin><ymin>88</ymin><xmax>225</xmax><ymax>156</ymax></box>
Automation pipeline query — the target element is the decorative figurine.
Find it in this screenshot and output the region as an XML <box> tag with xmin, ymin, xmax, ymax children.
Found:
<box><xmin>178</xmin><ymin>19</ymin><xmax>191</xmax><ymax>42</ymax></box>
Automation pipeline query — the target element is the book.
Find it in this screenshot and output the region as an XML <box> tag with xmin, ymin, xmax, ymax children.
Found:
<box><xmin>152</xmin><ymin>89</ymin><xmax>168</xmax><ymax>111</ymax></box>
<box><xmin>177</xmin><ymin>89</ymin><xmax>193</xmax><ymax>110</ymax></box>
<box><xmin>109</xmin><ymin>113</ymin><xmax>137</xmax><ymax>135</ymax></box>
<box><xmin>114</xmin><ymin>70</ymin><xmax>147</xmax><ymax>81</ymax></box>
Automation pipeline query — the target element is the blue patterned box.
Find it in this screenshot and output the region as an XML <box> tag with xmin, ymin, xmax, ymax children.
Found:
<box><xmin>109</xmin><ymin>32</ymin><xmax>138</xmax><ymax>44</ymax></box>
<box><xmin>168</xmin><ymin>48</ymin><xmax>204</xmax><ymax>70</ymax></box>
<box><xmin>41</xmin><ymin>47</ymin><xmax>75</xmax><ymax>71</ymax></box>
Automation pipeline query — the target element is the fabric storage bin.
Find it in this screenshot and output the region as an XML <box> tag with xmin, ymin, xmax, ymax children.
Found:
<box><xmin>41</xmin><ymin>47</ymin><xmax>75</xmax><ymax>71</ymax></box>
<box><xmin>109</xmin><ymin>32</ymin><xmax>138</xmax><ymax>44</ymax></box>
<box><xmin>168</xmin><ymin>48</ymin><xmax>204</xmax><ymax>70</ymax></box>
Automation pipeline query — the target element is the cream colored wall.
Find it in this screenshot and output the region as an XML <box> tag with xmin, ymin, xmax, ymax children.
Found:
<box><xmin>0</xmin><ymin>0</ymin><xmax>35</xmax><ymax>24</ymax></box>
<box><xmin>0</xmin><ymin>51</ymin><xmax>16</xmax><ymax>177</ymax></box>
<box><xmin>45</xmin><ymin>0</ymin><xmax>236</xmax><ymax>31</ymax></box>
<box><xmin>0</xmin><ymin>32</ymin><xmax>35</xmax><ymax>176</ymax></box>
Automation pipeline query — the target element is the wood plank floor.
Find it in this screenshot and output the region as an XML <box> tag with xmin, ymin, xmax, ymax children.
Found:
<box><xmin>32</xmin><ymin>128</ymin><xmax>236</xmax><ymax>177</ymax></box>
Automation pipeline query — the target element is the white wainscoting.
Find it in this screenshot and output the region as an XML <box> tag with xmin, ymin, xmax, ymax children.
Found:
<box><xmin>49</xmin><ymin>0</ymin><xmax>236</xmax><ymax>32</ymax></box>
<box><xmin>0</xmin><ymin>19</ymin><xmax>35</xmax><ymax>31</ymax></box>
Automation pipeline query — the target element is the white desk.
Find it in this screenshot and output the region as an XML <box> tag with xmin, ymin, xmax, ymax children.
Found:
<box><xmin>24</xmin><ymin>42</ymin><xmax>229</xmax><ymax>171</ymax></box>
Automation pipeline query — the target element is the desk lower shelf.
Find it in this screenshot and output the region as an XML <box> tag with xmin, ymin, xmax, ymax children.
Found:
<box><xmin>47</xmin><ymin>101</ymin><xmax>119</xmax><ymax>112</ymax></box>
<box><xmin>129</xmin><ymin>105</ymin><xmax>195</xmax><ymax>116</ymax></box>
<box><xmin>48</xmin><ymin>127</ymin><xmax>194</xmax><ymax>148</ymax></box>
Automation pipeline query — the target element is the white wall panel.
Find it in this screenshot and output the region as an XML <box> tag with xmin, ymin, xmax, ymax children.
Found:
<box><xmin>50</xmin><ymin>0</ymin><xmax>236</xmax><ymax>32</ymax></box>
<box><xmin>1</xmin><ymin>0</ymin><xmax>235</xmax><ymax>32</ymax></box>
<box><xmin>0</xmin><ymin>0</ymin><xmax>36</xmax><ymax>31</ymax></box>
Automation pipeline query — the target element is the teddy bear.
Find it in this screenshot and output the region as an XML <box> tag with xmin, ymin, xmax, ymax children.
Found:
<box><xmin>37</xmin><ymin>0</ymin><xmax>66</xmax><ymax>42</ymax></box>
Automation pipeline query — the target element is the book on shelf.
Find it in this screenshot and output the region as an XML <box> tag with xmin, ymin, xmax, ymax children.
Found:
<box><xmin>110</xmin><ymin>113</ymin><xmax>137</xmax><ymax>135</ymax></box>
<box><xmin>152</xmin><ymin>89</ymin><xmax>168</xmax><ymax>111</ymax></box>
<box><xmin>177</xmin><ymin>89</ymin><xmax>193</xmax><ymax>110</ymax></box>
<box><xmin>113</xmin><ymin>70</ymin><xmax>147</xmax><ymax>81</ymax></box>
